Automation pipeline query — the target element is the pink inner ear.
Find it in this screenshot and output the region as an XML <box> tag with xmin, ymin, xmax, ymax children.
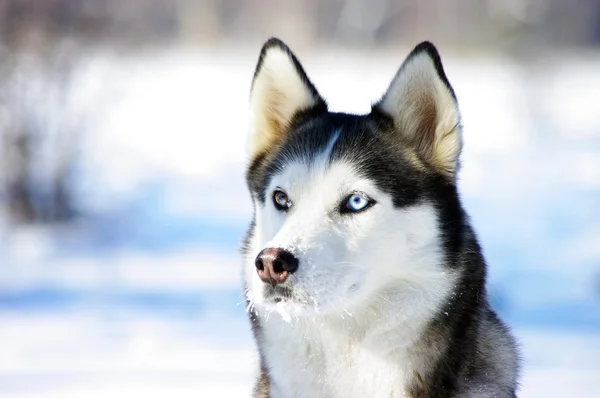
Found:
<box><xmin>408</xmin><ymin>92</ymin><xmax>439</xmax><ymax>162</ymax></box>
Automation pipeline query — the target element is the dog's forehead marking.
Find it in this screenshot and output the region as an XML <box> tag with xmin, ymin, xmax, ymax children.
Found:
<box><xmin>272</xmin><ymin>127</ymin><xmax>347</xmax><ymax>190</ymax></box>
<box><xmin>322</xmin><ymin>128</ymin><xmax>342</xmax><ymax>162</ymax></box>
<box><xmin>278</xmin><ymin>126</ymin><xmax>342</xmax><ymax>171</ymax></box>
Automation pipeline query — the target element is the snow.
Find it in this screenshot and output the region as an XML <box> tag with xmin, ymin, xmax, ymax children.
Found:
<box><xmin>1</xmin><ymin>46</ymin><xmax>599</xmax><ymax>396</ymax></box>
<box><xmin>0</xmin><ymin>313</ymin><xmax>257</xmax><ymax>398</ymax></box>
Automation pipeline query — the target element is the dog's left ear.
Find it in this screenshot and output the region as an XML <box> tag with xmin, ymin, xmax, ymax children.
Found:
<box><xmin>248</xmin><ymin>38</ymin><xmax>327</xmax><ymax>159</ymax></box>
<box><xmin>373</xmin><ymin>42</ymin><xmax>461</xmax><ymax>179</ymax></box>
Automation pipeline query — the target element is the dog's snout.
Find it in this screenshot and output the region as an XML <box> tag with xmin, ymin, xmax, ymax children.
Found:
<box><xmin>255</xmin><ymin>248</ymin><xmax>298</xmax><ymax>286</ymax></box>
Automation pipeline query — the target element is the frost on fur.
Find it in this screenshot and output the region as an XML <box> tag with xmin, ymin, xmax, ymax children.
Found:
<box><xmin>248</xmin><ymin>38</ymin><xmax>326</xmax><ymax>159</ymax></box>
<box><xmin>374</xmin><ymin>42</ymin><xmax>462</xmax><ymax>179</ymax></box>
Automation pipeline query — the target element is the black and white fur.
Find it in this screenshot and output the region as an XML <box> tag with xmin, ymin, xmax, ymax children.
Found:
<box><xmin>242</xmin><ymin>38</ymin><xmax>520</xmax><ymax>398</ymax></box>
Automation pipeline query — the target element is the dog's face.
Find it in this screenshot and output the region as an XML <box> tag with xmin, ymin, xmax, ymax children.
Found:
<box><xmin>243</xmin><ymin>39</ymin><xmax>463</xmax><ymax>317</ymax></box>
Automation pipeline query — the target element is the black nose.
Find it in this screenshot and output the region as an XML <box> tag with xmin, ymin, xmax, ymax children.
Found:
<box><xmin>255</xmin><ymin>248</ymin><xmax>299</xmax><ymax>286</ymax></box>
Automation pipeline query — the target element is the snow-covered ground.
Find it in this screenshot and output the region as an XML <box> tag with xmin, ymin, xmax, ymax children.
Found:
<box><xmin>1</xmin><ymin>46</ymin><xmax>599</xmax><ymax>397</ymax></box>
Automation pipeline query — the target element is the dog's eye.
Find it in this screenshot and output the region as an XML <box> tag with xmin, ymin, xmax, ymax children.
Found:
<box><xmin>341</xmin><ymin>193</ymin><xmax>374</xmax><ymax>213</ymax></box>
<box><xmin>273</xmin><ymin>190</ymin><xmax>292</xmax><ymax>211</ymax></box>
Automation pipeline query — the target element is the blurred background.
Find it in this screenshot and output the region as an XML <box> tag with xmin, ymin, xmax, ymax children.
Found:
<box><xmin>0</xmin><ymin>0</ymin><xmax>599</xmax><ymax>396</ymax></box>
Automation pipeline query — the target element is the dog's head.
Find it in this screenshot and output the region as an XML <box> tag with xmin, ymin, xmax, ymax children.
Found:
<box><xmin>243</xmin><ymin>39</ymin><xmax>463</xmax><ymax>317</ymax></box>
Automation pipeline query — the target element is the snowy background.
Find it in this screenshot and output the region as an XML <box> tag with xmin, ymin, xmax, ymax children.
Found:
<box><xmin>1</xmin><ymin>47</ymin><xmax>599</xmax><ymax>398</ymax></box>
<box><xmin>1</xmin><ymin>2</ymin><xmax>600</xmax><ymax>397</ymax></box>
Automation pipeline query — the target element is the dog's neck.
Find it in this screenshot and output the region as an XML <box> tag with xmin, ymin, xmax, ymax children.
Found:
<box><xmin>254</xmin><ymin>280</ymin><xmax>457</xmax><ymax>397</ymax></box>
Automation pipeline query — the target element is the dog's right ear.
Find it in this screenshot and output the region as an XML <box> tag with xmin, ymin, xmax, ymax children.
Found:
<box><xmin>248</xmin><ymin>38</ymin><xmax>327</xmax><ymax>159</ymax></box>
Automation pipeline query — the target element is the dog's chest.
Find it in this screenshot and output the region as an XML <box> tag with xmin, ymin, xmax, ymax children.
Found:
<box><xmin>261</xmin><ymin>318</ymin><xmax>412</xmax><ymax>398</ymax></box>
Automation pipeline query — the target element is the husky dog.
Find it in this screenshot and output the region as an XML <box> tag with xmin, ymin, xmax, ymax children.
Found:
<box><xmin>242</xmin><ymin>38</ymin><xmax>519</xmax><ymax>398</ymax></box>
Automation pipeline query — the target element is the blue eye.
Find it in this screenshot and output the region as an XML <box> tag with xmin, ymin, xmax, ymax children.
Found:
<box><xmin>342</xmin><ymin>193</ymin><xmax>374</xmax><ymax>213</ymax></box>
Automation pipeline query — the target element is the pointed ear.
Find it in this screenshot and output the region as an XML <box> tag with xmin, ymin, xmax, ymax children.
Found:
<box><xmin>373</xmin><ymin>42</ymin><xmax>462</xmax><ymax>179</ymax></box>
<box><xmin>248</xmin><ymin>38</ymin><xmax>327</xmax><ymax>158</ymax></box>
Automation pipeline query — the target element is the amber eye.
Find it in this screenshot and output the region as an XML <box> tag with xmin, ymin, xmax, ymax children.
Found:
<box><xmin>273</xmin><ymin>190</ymin><xmax>292</xmax><ymax>211</ymax></box>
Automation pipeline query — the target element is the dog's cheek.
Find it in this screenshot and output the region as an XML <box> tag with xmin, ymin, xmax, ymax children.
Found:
<box><xmin>293</xmin><ymin>259</ymin><xmax>335</xmax><ymax>307</ymax></box>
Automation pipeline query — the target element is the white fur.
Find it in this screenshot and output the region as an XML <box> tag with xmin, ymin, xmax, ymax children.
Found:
<box><xmin>244</xmin><ymin>152</ymin><xmax>457</xmax><ymax>397</ymax></box>
<box><xmin>378</xmin><ymin>50</ymin><xmax>462</xmax><ymax>177</ymax></box>
<box><xmin>248</xmin><ymin>46</ymin><xmax>321</xmax><ymax>157</ymax></box>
